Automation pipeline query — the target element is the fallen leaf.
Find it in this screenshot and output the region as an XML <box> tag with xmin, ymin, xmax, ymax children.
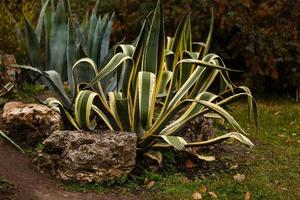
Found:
<box><xmin>285</xmin><ymin>139</ymin><xmax>294</xmax><ymax>145</ymax></box>
<box><xmin>149</xmin><ymin>165</ymin><xmax>160</xmax><ymax>171</ymax></box>
<box><xmin>198</xmin><ymin>185</ymin><xmax>207</xmax><ymax>193</ymax></box>
<box><xmin>245</xmin><ymin>191</ymin><xmax>250</xmax><ymax>200</ymax></box>
<box><xmin>280</xmin><ymin>187</ymin><xmax>288</xmax><ymax>191</ymax></box>
<box><xmin>146</xmin><ymin>180</ymin><xmax>155</xmax><ymax>188</ymax></box>
<box><xmin>185</xmin><ymin>159</ymin><xmax>194</xmax><ymax>168</ymax></box>
<box><xmin>192</xmin><ymin>192</ymin><xmax>202</xmax><ymax>199</ymax></box>
<box><xmin>278</xmin><ymin>134</ymin><xmax>286</xmax><ymax>138</ymax></box>
<box><xmin>144</xmin><ymin>178</ymin><xmax>149</xmax><ymax>184</ymax></box>
<box><xmin>208</xmin><ymin>191</ymin><xmax>218</xmax><ymax>199</ymax></box>
<box><xmin>195</xmin><ymin>154</ymin><xmax>216</xmax><ymax>161</ymax></box>
<box><xmin>144</xmin><ymin>150</ymin><xmax>163</xmax><ymax>166</ymax></box>
<box><xmin>234</xmin><ymin>173</ymin><xmax>246</xmax><ymax>183</ymax></box>
<box><xmin>274</xmin><ymin>180</ymin><xmax>281</xmax><ymax>185</ymax></box>
<box><xmin>144</xmin><ymin>178</ymin><xmax>155</xmax><ymax>189</ymax></box>
<box><xmin>200</xmin><ymin>175</ymin><xmax>206</xmax><ymax>180</ymax></box>
<box><xmin>230</xmin><ymin>164</ymin><xmax>239</xmax><ymax>170</ymax></box>
<box><xmin>209</xmin><ymin>146</ymin><xmax>215</xmax><ymax>150</ymax></box>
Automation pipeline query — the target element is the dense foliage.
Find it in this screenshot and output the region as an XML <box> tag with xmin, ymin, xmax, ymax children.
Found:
<box><xmin>0</xmin><ymin>0</ymin><xmax>39</xmax><ymax>60</ymax></box>
<box><xmin>97</xmin><ymin>0</ymin><xmax>300</xmax><ymax>93</ymax></box>
<box><xmin>211</xmin><ymin>0</ymin><xmax>300</xmax><ymax>93</ymax></box>
<box><xmin>5</xmin><ymin>0</ymin><xmax>113</xmax><ymax>88</ymax></box>
<box><xmin>2</xmin><ymin>0</ymin><xmax>298</xmax><ymax>93</ymax></box>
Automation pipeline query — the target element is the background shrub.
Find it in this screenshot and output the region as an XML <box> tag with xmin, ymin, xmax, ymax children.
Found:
<box><xmin>0</xmin><ymin>0</ymin><xmax>39</xmax><ymax>58</ymax></box>
<box><xmin>1</xmin><ymin>0</ymin><xmax>299</xmax><ymax>94</ymax></box>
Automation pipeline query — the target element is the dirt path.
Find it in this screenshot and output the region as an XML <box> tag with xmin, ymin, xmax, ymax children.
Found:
<box><xmin>0</xmin><ymin>141</ymin><xmax>141</xmax><ymax>200</ymax></box>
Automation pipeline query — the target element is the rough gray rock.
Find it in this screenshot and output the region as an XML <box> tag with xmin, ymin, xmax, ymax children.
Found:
<box><xmin>34</xmin><ymin>130</ymin><xmax>137</xmax><ymax>183</ymax></box>
<box><xmin>2</xmin><ymin>101</ymin><xmax>62</xmax><ymax>145</ymax></box>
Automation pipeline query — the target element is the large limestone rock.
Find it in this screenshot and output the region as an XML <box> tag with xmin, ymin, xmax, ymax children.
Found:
<box><xmin>34</xmin><ymin>130</ymin><xmax>137</xmax><ymax>183</ymax></box>
<box><xmin>2</xmin><ymin>101</ymin><xmax>62</xmax><ymax>145</ymax></box>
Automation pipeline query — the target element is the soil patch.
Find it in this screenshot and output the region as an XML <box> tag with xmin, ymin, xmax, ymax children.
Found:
<box><xmin>0</xmin><ymin>140</ymin><xmax>141</xmax><ymax>200</ymax></box>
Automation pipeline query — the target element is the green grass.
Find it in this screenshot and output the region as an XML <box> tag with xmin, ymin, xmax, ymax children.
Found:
<box><xmin>0</xmin><ymin>176</ymin><xmax>13</xmax><ymax>193</ymax></box>
<box><xmin>64</xmin><ymin>99</ymin><xmax>300</xmax><ymax>200</ymax></box>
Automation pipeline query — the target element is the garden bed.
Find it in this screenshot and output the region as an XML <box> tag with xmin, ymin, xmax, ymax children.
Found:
<box><xmin>1</xmin><ymin>1</ymin><xmax>299</xmax><ymax>199</ymax></box>
<box><xmin>1</xmin><ymin>98</ymin><xmax>299</xmax><ymax>200</ymax></box>
<box><xmin>0</xmin><ymin>32</ymin><xmax>299</xmax><ymax>196</ymax></box>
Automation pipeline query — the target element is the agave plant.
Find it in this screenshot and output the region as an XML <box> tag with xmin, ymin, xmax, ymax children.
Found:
<box><xmin>17</xmin><ymin>0</ymin><xmax>113</xmax><ymax>88</ymax></box>
<box><xmin>23</xmin><ymin>0</ymin><xmax>69</xmax><ymax>78</ymax></box>
<box><xmin>0</xmin><ymin>83</ymin><xmax>23</xmax><ymax>151</ymax></box>
<box><xmin>0</xmin><ymin>130</ymin><xmax>24</xmax><ymax>153</ymax></box>
<box><xmin>17</xmin><ymin>0</ymin><xmax>257</xmax><ymax>163</ymax></box>
<box><xmin>0</xmin><ymin>82</ymin><xmax>14</xmax><ymax>96</ymax></box>
<box><xmin>0</xmin><ymin>82</ymin><xmax>14</xmax><ymax>107</ymax></box>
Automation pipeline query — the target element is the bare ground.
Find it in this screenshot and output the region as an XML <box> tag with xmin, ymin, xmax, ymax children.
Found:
<box><xmin>0</xmin><ymin>140</ymin><xmax>142</xmax><ymax>200</ymax></box>
<box><xmin>0</xmin><ymin>106</ymin><xmax>142</xmax><ymax>200</ymax></box>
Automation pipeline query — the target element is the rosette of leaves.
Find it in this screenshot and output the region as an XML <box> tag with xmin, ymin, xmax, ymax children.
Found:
<box><xmin>13</xmin><ymin>0</ymin><xmax>113</xmax><ymax>93</ymax></box>
<box><xmin>17</xmin><ymin>0</ymin><xmax>257</xmax><ymax>164</ymax></box>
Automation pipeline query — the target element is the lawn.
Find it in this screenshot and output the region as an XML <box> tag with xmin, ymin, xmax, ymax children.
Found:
<box><xmin>64</xmin><ymin>99</ymin><xmax>300</xmax><ymax>200</ymax></box>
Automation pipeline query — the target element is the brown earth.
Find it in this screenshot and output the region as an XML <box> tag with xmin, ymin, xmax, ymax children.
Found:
<box><xmin>0</xmin><ymin>97</ymin><xmax>143</xmax><ymax>200</ymax></box>
<box><xmin>0</xmin><ymin>140</ymin><xmax>142</xmax><ymax>200</ymax></box>
<box><xmin>0</xmin><ymin>105</ymin><xmax>143</xmax><ymax>200</ymax></box>
<box><xmin>0</xmin><ymin>93</ymin><xmax>253</xmax><ymax>200</ymax></box>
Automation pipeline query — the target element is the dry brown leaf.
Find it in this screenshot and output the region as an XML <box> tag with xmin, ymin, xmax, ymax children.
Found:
<box><xmin>192</xmin><ymin>192</ymin><xmax>202</xmax><ymax>199</ymax></box>
<box><xmin>208</xmin><ymin>191</ymin><xmax>218</xmax><ymax>199</ymax></box>
<box><xmin>278</xmin><ymin>134</ymin><xmax>286</xmax><ymax>138</ymax></box>
<box><xmin>274</xmin><ymin>180</ymin><xmax>281</xmax><ymax>185</ymax></box>
<box><xmin>185</xmin><ymin>159</ymin><xmax>194</xmax><ymax>169</ymax></box>
<box><xmin>144</xmin><ymin>178</ymin><xmax>155</xmax><ymax>189</ymax></box>
<box><xmin>234</xmin><ymin>173</ymin><xmax>246</xmax><ymax>183</ymax></box>
<box><xmin>230</xmin><ymin>164</ymin><xmax>239</xmax><ymax>170</ymax></box>
<box><xmin>245</xmin><ymin>191</ymin><xmax>250</xmax><ymax>200</ymax></box>
<box><xmin>144</xmin><ymin>178</ymin><xmax>149</xmax><ymax>184</ymax></box>
<box><xmin>147</xmin><ymin>181</ymin><xmax>155</xmax><ymax>188</ymax></box>
<box><xmin>280</xmin><ymin>187</ymin><xmax>288</xmax><ymax>191</ymax></box>
<box><xmin>198</xmin><ymin>185</ymin><xmax>207</xmax><ymax>193</ymax></box>
<box><xmin>147</xmin><ymin>180</ymin><xmax>155</xmax><ymax>188</ymax></box>
<box><xmin>149</xmin><ymin>165</ymin><xmax>160</xmax><ymax>171</ymax></box>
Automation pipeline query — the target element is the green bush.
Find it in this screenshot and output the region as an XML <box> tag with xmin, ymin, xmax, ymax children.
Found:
<box><xmin>0</xmin><ymin>0</ymin><xmax>39</xmax><ymax>57</ymax></box>
<box><xmin>7</xmin><ymin>0</ymin><xmax>113</xmax><ymax>100</ymax></box>
<box><xmin>3</xmin><ymin>0</ymin><xmax>298</xmax><ymax>93</ymax></box>
<box><xmin>210</xmin><ymin>0</ymin><xmax>300</xmax><ymax>93</ymax></box>
<box><xmin>72</xmin><ymin>0</ymin><xmax>300</xmax><ymax>93</ymax></box>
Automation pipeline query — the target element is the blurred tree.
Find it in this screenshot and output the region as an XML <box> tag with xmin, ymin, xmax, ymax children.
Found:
<box><xmin>0</xmin><ymin>0</ymin><xmax>299</xmax><ymax>94</ymax></box>
<box><xmin>210</xmin><ymin>0</ymin><xmax>300</xmax><ymax>94</ymax></box>
<box><xmin>0</xmin><ymin>0</ymin><xmax>39</xmax><ymax>61</ymax></box>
